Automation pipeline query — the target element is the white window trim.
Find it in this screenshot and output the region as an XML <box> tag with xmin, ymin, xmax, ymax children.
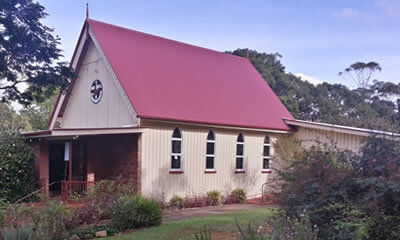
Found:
<box><xmin>205</xmin><ymin>132</ymin><xmax>216</xmax><ymax>171</ymax></box>
<box><xmin>263</xmin><ymin>138</ymin><xmax>272</xmax><ymax>170</ymax></box>
<box><xmin>236</xmin><ymin>134</ymin><xmax>245</xmax><ymax>171</ymax></box>
<box><xmin>171</xmin><ymin>129</ymin><xmax>183</xmax><ymax>171</ymax></box>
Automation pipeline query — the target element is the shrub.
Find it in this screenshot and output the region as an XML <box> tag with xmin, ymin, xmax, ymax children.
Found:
<box><xmin>69</xmin><ymin>225</ymin><xmax>119</xmax><ymax>239</ymax></box>
<box><xmin>87</xmin><ymin>179</ymin><xmax>136</xmax><ymax>218</ymax></box>
<box><xmin>0</xmin><ymin>131</ymin><xmax>37</xmax><ymax>203</ymax></box>
<box><xmin>1</xmin><ymin>227</ymin><xmax>34</xmax><ymax>240</ymax></box>
<box><xmin>0</xmin><ymin>198</ymin><xmax>9</xmax><ymax>228</ymax></box>
<box><xmin>225</xmin><ymin>189</ymin><xmax>247</xmax><ymax>204</ymax></box>
<box><xmin>236</xmin><ymin>222</ymin><xmax>269</xmax><ymax>240</ymax></box>
<box><xmin>109</xmin><ymin>195</ymin><xmax>162</xmax><ymax>231</ymax></box>
<box><xmin>265</xmin><ymin>210</ymin><xmax>318</xmax><ymax>240</ymax></box>
<box><xmin>2</xmin><ymin>204</ymin><xmax>33</xmax><ymax>229</ymax></box>
<box><xmin>73</xmin><ymin>202</ymin><xmax>101</xmax><ymax>225</ymax></box>
<box><xmin>184</xmin><ymin>195</ymin><xmax>208</xmax><ymax>208</ymax></box>
<box><xmin>206</xmin><ymin>190</ymin><xmax>222</xmax><ymax>206</ymax></box>
<box><xmin>30</xmin><ymin>201</ymin><xmax>74</xmax><ymax>240</ymax></box>
<box><xmin>135</xmin><ymin>195</ymin><xmax>163</xmax><ymax>227</ymax></box>
<box><xmin>169</xmin><ymin>195</ymin><xmax>184</xmax><ymax>209</ymax></box>
<box><xmin>274</xmin><ymin>137</ymin><xmax>400</xmax><ymax>239</ymax></box>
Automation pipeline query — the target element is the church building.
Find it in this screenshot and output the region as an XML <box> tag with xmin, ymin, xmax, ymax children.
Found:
<box><xmin>24</xmin><ymin>19</ymin><xmax>389</xmax><ymax>200</ymax></box>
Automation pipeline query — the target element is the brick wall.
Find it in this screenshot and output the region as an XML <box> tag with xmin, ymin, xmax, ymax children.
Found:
<box><xmin>85</xmin><ymin>134</ymin><xmax>139</xmax><ymax>184</ymax></box>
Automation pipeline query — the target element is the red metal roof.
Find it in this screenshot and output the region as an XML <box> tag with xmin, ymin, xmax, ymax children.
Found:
<box><xmin>87</xmin><ymin>19</ymin><xmax>293</xmax><ymax>131</ymax></box>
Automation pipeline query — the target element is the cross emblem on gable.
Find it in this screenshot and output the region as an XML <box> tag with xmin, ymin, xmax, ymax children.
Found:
<box><xmin>90</xmin><ymin>79</ymin><xmax>103</xmax><ymax>104</ymax></box>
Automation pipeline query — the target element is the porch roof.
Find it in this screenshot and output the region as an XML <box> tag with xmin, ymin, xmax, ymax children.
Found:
<box><xmin>22</xmin><ymin>127</ymin><xmax>148</xmax><ymax>139</ymax></box>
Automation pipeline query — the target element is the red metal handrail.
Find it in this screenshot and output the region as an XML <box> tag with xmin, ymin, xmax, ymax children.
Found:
<box><xmin>61</xmin><ymin>180</ymin><xmax>96</xmax><ymax>201</ymax></box>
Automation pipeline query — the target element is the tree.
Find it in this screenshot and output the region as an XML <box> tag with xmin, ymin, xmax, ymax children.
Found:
<box><xmin>0</xmin><ymin>0</ymin><xmax>73</xmax><ymax>105</ymax></box>
<box><xmin>20</xmin><ymin>89</ymin><xmax>58</xmax><ymax>131</ymax></box>
<box><xmin>0</xmin><ymin>103</ymin><xmax>31</xmax><ymax>131</ymax></box>
<box><xmin>339</xmin><ymin>61</ymin><xmax>382</xmax><ymax>88</ymax></box>
<box><xmin>228</xmin><ymin>49</ymin><xmax>399</xmax><ymax>131</ymax></box>
<box><xmin>0</xmin><ymin>131</ymin><xmax>36</xmax><ymax>202</ymax></box>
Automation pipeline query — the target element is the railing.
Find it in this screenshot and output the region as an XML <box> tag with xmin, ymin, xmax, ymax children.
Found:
<box><xmin>61</xmin><ymin>180</ymin><xmax>96</xmax><ymax>201</ymax></box>
<box><xmin>14</xmin><ymin>181</ymin><xmax>58</xmax><ymax>204</ymax></box>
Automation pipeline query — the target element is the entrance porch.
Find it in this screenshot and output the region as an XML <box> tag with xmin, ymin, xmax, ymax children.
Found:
<box><xmin>24</xmin><ymin>127</ymin><xmax>145</xmax><ymax>199</ymax></box>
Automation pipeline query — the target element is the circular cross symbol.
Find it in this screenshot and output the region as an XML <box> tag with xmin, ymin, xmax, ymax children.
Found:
<box><xmin>90</xmin><ymin>79</ymin><xmax>103</xmax><ymax>104</ymax></box>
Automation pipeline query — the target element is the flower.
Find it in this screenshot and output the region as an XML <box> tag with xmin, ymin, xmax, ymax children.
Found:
<box><xmin>323</xmin><ymin>164</ymin><xmax>330</xmax><ymax>169</ymax></box>
<box><xmin>372</xmin><ymin>159</ymin><xmax>377</xmax><ymax>163</ymax></box>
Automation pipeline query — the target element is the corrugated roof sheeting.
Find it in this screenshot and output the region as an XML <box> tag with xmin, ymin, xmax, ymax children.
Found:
<box><xmin>88</xmin><ymin>19</ymin><xmax>293</xmax><ymax>131</ymax></box>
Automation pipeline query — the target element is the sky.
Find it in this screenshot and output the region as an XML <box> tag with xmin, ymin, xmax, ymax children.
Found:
<box><xmin>38</xmin><ymin>0</ymin><xmax>400</xmax><ymax>87</ymax></box>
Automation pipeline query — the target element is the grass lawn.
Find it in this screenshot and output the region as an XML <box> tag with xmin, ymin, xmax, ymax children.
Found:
<box><xmin>106</xmin><ymin>207</ymin><xmax>274</xmax><ymax>240</ymax></box>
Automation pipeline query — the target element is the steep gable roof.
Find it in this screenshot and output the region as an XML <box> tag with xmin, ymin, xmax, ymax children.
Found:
<box><xmin>79</xmin><ymin>19</ymin><xmax>293</xmax><ymax>131</ymax></box>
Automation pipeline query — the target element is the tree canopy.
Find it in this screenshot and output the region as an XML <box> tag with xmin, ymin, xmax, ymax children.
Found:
<box><xmin>229</xmin><ymin>49</ymin><xmax>400</xmax><ymax>131</ymax></box>
<box><xmin>0</xmin><ymin>0</ymin><xmax>73</xmax><ymax>105</ymax></box>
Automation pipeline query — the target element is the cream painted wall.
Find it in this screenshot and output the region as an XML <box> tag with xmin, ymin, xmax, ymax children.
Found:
<box><xmin>139</xmin><ymin>121</ymin><xmax>366</xmax><ymax>201</ymax></box>
<box><xmin>140</xmin><ymin>120</ymin><xmax>279</xmax><ymax>200</ymax></box>
<box><xmin>62</xmin><ymin>40</ymin><xmax>137</xmax><ymax>128</ymax></box>
<box><xmin>293</xmin><ymin>127</ymin><xmax>364</xmax><ymax>153</ymax></box>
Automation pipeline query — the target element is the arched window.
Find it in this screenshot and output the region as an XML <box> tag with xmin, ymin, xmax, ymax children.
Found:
<box><xmin>206</xmin><ymin>131</ymin><xmax>216</xmax><ymax>171</ymax></box>
<box><xmin>171</xmin><ymin>128</ymin><xmax>182</xmax><ymax>170</ymax></box>
<box><xmin>263</xmin><ymin>136</ymin><xmax>271</xmax><ymax>170</ymax></box>
<box><xmin>236</xmin><ymin>133</ymin><xmax>244</xmax><ymax>170</ymax></box>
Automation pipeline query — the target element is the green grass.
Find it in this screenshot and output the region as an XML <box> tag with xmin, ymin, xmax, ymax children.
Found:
<box><xmin>105</xmin><ymin>208</ymin><xmax>274</xmax><ymax>240</ymax></box>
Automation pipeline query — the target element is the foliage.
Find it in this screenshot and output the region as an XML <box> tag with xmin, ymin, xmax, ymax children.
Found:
<box><xmin>236</xmin><ymin>221</ymin><xmax>269</xmax><ymax>240</ymax></box>
<box><xmin>106</xmin><ymin>208</ymin><xmax>273</xmax><ymax>240</ymax></box>
<box><xmin>3</xmin><ymin>201</ymin><xmax>75</xmax><ymax>240</ymax></box>
<box><xmin>169</xmin><ymin>195</ymin><xmax>185</xmax><ymax>209</ymax></box>
<box><xmin>109</xmin><ymin>195</ymin><xmax>162</xmax><ymax>231</ymax></box>
<box><xmin>30</xmin><ymin>201</ymin><xmax>74</xmax><ymax>240</ymax></box>
<box><xmin>184</xmin><ymin>195</ymin><xmax>208</xmax><ymax>208</ymax></box>
<box><xmin>206</xmin><ymin>190</ymin><xmax>222</xmax><ymax>206</ymax></box>
<box><xmin>230</xmin><ymin>189</ymin><xmax>247</xmax><ymax>204</ymax></box>
<box><xmin>87</xmin><ymin>179</ymin><xmax>136</xmax><ymax>218</ymax></box>
<box><xmin>274</xmin><ymin>136</ymin><xmax>400</xmax><ymax>239</ymax></box>
<box><xmin>20</xmin><ymin>90</ymin><xmax>59</xmax><ymax>130</ymax></box>
<box><xmin>72</xmin><ymin>202</ymin><xmax>102</xmax><ymax>225</ymax></box>
<box><xmin>338</xmin><ymin>61</ymin><xmax>381</xmax><ymax>88</ymax></box>
<box><xmin>194</xmin><ymin>227</ymin><xmax>212</xmax><ymax>240</ymax></box>
<box><xmin>69</xmin><ymin>225</ymin><xmax>119</xmax><ymax>239</ymax></box>
<box><xmin>0</xmin><ymin>198</ymin><xmax>9</xmax><ymax>228</ymax></box>
<box><xmin>0</xmin><ymin>104</ymin><xmax>31</xmax><ymax>131</ymax></box>
<box><xmin>1</xmin><ymin>227</ymin><xmax>34</xmax><ymax>240</ymax></box>
<box><xmin>0</xmin><ymin>131</ymin><xmax>36</xmax><ymax>203</ymax></box>
<box><xmin>0</xmin><ymin>0</ymin><xmax>74</xmax><ymax>105</ymax></box>
<box><xmin>265</xmin><ymin>210</ymin><xmax>319</xmax><ymax>240</ymax></box>
<box><xmin>228</xmin><ymin>49</ymin><xmax>400</xmax><ymax>131</ymax></box>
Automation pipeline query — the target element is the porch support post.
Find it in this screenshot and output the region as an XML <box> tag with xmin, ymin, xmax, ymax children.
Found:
<box><xmin>69</xmin><ymin>141</ymin><xmax>73</xmax><ymax>191</ymax></box>
<box><xmin>137</xmin><ymin>133</ymin><xmax>142</xmax><ymax>195</ymax></box>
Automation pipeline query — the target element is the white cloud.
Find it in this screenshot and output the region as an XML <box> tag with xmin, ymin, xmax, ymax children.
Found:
<box><xmin>333</xmin><ymin>8</ymin><xmax>360</xmax><ymax>18</ymax></box>
<box><xmin>375</xmin><ymin>0</ymin><xmax>400</xmax><ymax>16</ymax></box>
<box><xmin>295</xmin><ymin>73</ymin><xmax>323</xmax><ymax>85</ymax></box>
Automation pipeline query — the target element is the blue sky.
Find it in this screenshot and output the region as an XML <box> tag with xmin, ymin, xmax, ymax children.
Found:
<box><xmin>39</xmin><ymin>0</ymin><xmax>400</xmax><ymax>87</ymax></box>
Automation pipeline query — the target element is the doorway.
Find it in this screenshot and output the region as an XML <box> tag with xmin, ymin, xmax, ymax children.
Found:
<box><xmin>49</xmin><ymin>142</ymin><xmax>67</xmax><ymax>192</ymax></box>
<box><xmin>49</xmin><ymin>141</ymin><xmax>88</xmax><ymax>192</ymax></box>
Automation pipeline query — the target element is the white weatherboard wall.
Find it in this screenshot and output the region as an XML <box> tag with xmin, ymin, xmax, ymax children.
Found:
<box><xmin>62</xmin><ymin>40</ymin><xmax>136</xmax><ymax>128</ymax></box>
<box><xmin>140</xmin><ymin>121</ymin><xmax>279</xmax><ymax>200</ymax></box>
<box><xmin>293</xmin><ymin>127</ymin><xmax>364</xmax><ymax>153</ymax></box>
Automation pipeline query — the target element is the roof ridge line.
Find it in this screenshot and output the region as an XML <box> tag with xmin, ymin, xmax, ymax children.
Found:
<box><xmin>87</xmin><ymin>18</ymin><xmax>247</xmax><ymax>61</ymax></box>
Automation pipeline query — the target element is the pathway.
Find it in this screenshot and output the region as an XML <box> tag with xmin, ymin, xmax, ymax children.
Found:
<box><xmin>163</xmin><ymin>204</ymin><xmax>272</xmax><ymax>223</ymax></box>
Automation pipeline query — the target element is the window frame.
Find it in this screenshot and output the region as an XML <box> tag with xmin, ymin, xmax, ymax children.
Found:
<box><xmin>205</xmin><ymin>130</ymin><xmax>216</xmax><ymax>172</ymax></box>
<box><xmin>262</xmin><ymin>135</ymin><xmax>272</xmax><ymax>171</ymax></box>
<box><xmin>171</xmin><ymin>128</ymin><xmax>183</xmax><ymax>171</ymax></box>
<box><xmin>235</xmin><ymin>133</ymin><xmax>245</xmax><ymax>171</ymax></box>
